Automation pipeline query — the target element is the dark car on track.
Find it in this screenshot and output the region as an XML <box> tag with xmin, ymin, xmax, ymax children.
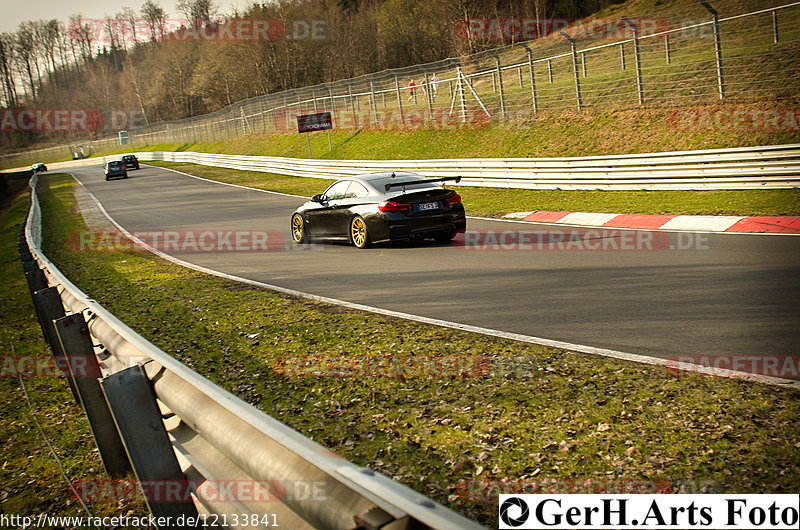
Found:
<box><xmin>31</xmin><ymin>163</ymin><xmax>47</xmax><ymax>172</ymax></box>
<box><xmin>121</xmin><ymin>154</ymin><xmax>139</xmax><ymax>169</ymax></box>
<box><xmin>104</xmin><ymin>160</ymin><xmax>128</xmax><ymax>180</ymax></box>
<box><xmin>290</xmin><ymin>171</ymin><xmax>466</xmax><ymax>248</ymax></box>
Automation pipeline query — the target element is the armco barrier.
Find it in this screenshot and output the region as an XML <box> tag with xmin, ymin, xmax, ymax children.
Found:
<box><xmin>20</xmin><ymin>173</ymin><xmax>485</xmax><ymax>529</ymax></box>
<box><xmin>18</xmin><ymin>143</ymin><xmax>800</xmax><ymax>190</ymax></box>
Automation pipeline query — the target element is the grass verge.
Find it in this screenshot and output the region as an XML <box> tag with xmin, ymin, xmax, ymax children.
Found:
<box><xmin>148</xmin><ymin>161</ymin><xmax>800</xmax><ymax>217</ymax></box>
<box><xmin>0</xmin><ymin>176</ymin><xmax>146</xmax><ymax>521</ymax></box>
<box><xmin>31</xmin><ymin>173</ymin><xmax>800</xmax><ymax>525</ymax></box>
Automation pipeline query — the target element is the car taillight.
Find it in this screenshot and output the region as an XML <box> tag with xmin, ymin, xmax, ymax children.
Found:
<box><xmin>378</xmin><ymin>201</ymin><xmax>410</xmax><ymax>212</ymax></box>
<box><xmin>446</xmin><ymin>193</ymin><xmax>462</xmax><ymax>205</ymax></box>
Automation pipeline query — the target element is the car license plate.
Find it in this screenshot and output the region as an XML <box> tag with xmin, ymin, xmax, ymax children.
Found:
<box><xmin>416</xmin><ymin>201</ymin><xmax>439</xmax><ymax>212</ymax></box>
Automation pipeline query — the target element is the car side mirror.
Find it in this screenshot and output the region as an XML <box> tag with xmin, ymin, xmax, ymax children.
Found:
<box><xmin>311</xmin><ymin>194</ymin><xmax>323</xmax><ymax>203</ymax></box>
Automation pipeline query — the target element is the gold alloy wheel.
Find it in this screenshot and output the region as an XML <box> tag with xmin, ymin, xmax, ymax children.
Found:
<box><xmin>291</xmin><ymin>214</ymin><xmax>305</xmax><ymax>243</ymax></box>
<box><xmin>350</xmin><ymin>216</ymin><xmax>369</xmax><ymax>248</ymax></box>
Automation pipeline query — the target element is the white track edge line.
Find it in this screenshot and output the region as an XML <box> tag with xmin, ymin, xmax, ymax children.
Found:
<box><xmin>67</xmin><ymin>172</ymin><xmax>800</xmax><ymax>389</ymax></box>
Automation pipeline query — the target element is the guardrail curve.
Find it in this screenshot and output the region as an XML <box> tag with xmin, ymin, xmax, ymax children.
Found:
<box><xmin>26</xmin><ymin>143</ymin><xmax>800</xmax><ymax>190</ymax></box>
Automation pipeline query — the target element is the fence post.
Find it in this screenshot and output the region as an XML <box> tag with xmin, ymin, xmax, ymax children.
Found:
<box><xmin>327</xmin><ymin>85</ymin><xmax>335</xmax><ymax>128</ymax></box>
<box><xmin>423</xmin><ymin>72</ymin><xmax>434</xmax><ymax>122</ymax></box>
<box><xmin>701</xmin><ymin>2</ymin><xmax>725</xmax><ymax>98</ymax></box>
<box><xmin>492</xmin><ymin>54</ymin><xmax>506</xmax><ymax>119</ymax></box>
<box><xmin>259</xmin><ymin>99</ymin><xmax>267</xmax><ymax>133</ymax></box>
<box><xmin>547</xmin><ymin>59</ymin><xmax>553</xmax><ymax>83</ymax></box>
<box><xmin>456</xmin><ymin>66</ymin><xmax>468</xmax><ymax>123</ymax></box>
<box><xmin>369</xmin><ymin>79</ymin><xmax>379</xmax><ymax>127</ymax></box>
<box><xmin>521</xmin><ymin>44</ymin><xmax>538</xmax><ymax>114</ymax></box>
<box><xmin>394</xmin><ymin>76</ymin><xmax>405</xmax><ymax>127</ymax></box>
<box><xmin>100</xmin><ymin>364</ymin><xmax>198</xmax><ymax>523</ymax></box>
<box><xmin>561</xmin><ymin>32</ymin><xmax>583</xmax><ymax>111</ymax></box>
<box><xmin>54</xmin><ymin>313</ymin><xmax>132</xmax><ymax>478</ymax></box>
<box><xmin>772</xmin><ymin>9</ymin><xmax>779</xmax><ymax>43</ymax></box>
<box><xmin>623</xmin><ymin>18</ymin><xmax>644</xmax><ymax>105</ymax></box>
<box><xmin>348</xmin><ymin>84</ymin><xmax>357</xmax><ymax>128</ymax></box>
<box><xmin>620</xmin><ymin>43</ymin><xmax>626</xmax><ymax>70</ymax></box>
<box><xmin>665</xmin><ymin>34</ymin><xmax>671</xmax><ymax>64</ymax></box>
<box><xmin>581</xmin><ymin>52</ymin><xmax>587</xmax><ymax>77</ymax></box>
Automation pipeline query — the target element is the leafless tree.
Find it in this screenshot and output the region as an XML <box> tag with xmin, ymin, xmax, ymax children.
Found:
<box><xmin>141</xmin><ymin>0</ymin><xmax>167</xmax><ymax>42</ymax></box>
<box><xmin>0</xmin><ymin>33</ymin><xmax>18</xmax><ymax>107</ymax></box>
<box><xmin>15</xmin><ymin>22</ymin><xmax>39</xmax><ymax>101</ymax></box>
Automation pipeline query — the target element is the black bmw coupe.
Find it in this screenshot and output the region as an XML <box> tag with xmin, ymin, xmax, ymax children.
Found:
<box><xmin>290</xmin><ymin>172</ymin><xmax>466</xmax><ymax>248</ymax></box>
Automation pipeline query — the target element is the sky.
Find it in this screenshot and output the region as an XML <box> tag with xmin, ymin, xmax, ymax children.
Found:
<box><xmin>0</xmin><ymin>0</ymin><xmax>247</xmax><ymax>34</ymax></box>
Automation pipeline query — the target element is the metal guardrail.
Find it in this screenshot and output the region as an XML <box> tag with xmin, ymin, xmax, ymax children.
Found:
<box><xmin>20</xmin><ymin>173</ymin><xmax>485</xmax><ymax>529</ymax></box>
<box><xmin>28</xmin><ymin>143</ymin><xmax>800</xmax><ymax>190</ymax></box>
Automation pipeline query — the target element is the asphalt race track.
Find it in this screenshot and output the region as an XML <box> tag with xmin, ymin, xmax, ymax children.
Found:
<box><xmin>66</xmin><ymin>164</ymin><xmax>800</xmax><ymax>376</ymax></box>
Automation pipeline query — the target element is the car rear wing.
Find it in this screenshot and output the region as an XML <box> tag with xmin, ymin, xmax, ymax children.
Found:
<box><xmin>384</xmin><ymin>176</ymin><xmax>461</xmax><ymax>192</ymax></box>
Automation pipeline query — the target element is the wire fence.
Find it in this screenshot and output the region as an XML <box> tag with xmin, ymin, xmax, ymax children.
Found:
<box><xmin>3</xmin><ymin>1</ymin><xmax>800</xmax><ymax>170</ymax></box>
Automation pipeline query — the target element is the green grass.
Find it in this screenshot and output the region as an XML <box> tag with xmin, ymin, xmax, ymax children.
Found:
<box><xmin>30</xmin><ymin>173</ymin><xmax>800</xmax><ymax>525</ymax></box>
<box><xmin>0</xmin><ymin>176</ymin><xmax>146</xmax><ymax>520</ymax></box>
<box><xmin>148</xmin><ymin>161</ymin><xmax>800</xmax><ymax>217</ymax></box>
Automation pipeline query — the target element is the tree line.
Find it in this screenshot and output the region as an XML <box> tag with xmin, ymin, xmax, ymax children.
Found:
<box><xmin>0</xmin><ymin>0</ymin><xmax>624</xmax><ymax>148</ymax></box>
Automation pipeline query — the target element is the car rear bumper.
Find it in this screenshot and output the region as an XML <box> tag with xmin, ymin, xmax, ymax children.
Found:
<box><xmin>378</xmin><ymin>211</ymin><xmax>467</xmax><ymax>243</ymax></box>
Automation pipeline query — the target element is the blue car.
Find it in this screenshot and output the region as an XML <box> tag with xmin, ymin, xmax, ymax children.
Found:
<box><xmin>104</xmin><ymin>161</ymin><xmax>128</xmax><ymax>180</ymax></box>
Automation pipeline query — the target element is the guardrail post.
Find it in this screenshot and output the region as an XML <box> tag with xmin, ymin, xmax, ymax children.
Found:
<box><xmin>623</xmin><ymin>18</ymin><xmax>644</xmax><ymax>105</ymax></box>
<box><xmin>31</xmin><ymin>287</ymin><xmax>79</xmax><ymax>403</ymax></box>
<box><xmin>100</xmin><ymin>364</ymin><xmax>198</xmax><ymax>524</ymax></box>
<box><xmin>54</xmin><ymin>313</ymin><xmax>131</xmax><ymax>478</ymax></box>
<box><xmin>561</xmin><ymin>32</ymin><xmax>583</xmax><ymax>111</ymax></box>
<box><xmin>701</xmin><ymin>2</ymin><xmax>725</xmax><ymax>98</ymax></box>
<box><xmin>521</xmin><ymin>44</ymin><xmax>538</xmax><ymax>114</ymax></box>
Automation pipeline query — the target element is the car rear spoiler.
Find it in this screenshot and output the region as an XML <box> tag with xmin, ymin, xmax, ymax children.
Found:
<box><xmin>384</xmin><ymin>176</ymin><xmax>461</xmax><ymax>192</ymax></box>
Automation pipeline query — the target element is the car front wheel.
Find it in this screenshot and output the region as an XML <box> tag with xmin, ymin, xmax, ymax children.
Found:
<box><xmin>350</xmin><ymin>216</ymin><xmax>371</xmax><ymax>249</ymax></box>
<box><xmin>291</xmin><ymin>214</ymin><xmax>308</xmax><ymax>243</ymax></box>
